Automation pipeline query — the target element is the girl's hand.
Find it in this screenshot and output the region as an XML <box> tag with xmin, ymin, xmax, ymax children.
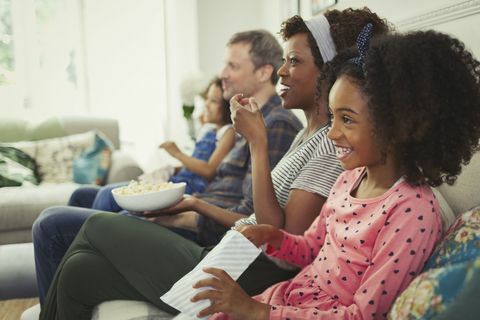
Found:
<box><xmin>229</xmin><ymin>94</ymin><xmax>267</xmax><ymax>145</ymax></box>
<box><xmin>143</xmin><ymin>195</ymin><xmax>197</xmax><ymax>217</ymax></box>
<box><xmin>191</xmin><ymin>267</ymin><xmax>270</xmax><ymax>319</ymax></box>
<box><xmin>235</xmin><ymin>224</ymin><xmax>283</xmax><ymax>249</ymax></box>
<box><xmin>159</xmin><ymin>141</ymin><xmax>182</xmax><ymax>158</ymax></box>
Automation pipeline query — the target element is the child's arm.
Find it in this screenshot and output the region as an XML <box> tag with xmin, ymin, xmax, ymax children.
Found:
<box><xmin>263</xmin><ymin>211</ymin><xmax>328</xmax><ymax>268</ymax></box>
<box><xmin>191</xmin><ymin>267</ymin><xmax>271</xmax><ymax>320</ymax></box>
<box><xmin>160</xmin><ymin>127</ymin><xmax>235</xmax><ymax>180</ymax></box>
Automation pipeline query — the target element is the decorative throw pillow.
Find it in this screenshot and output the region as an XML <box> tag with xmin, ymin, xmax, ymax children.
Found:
<box><xmin>424</xmin><ymin>206</ymin><xmax>480</xmax><ymax>270</ymax></box>
<box><xmin>73</xmin><ymin>132</ymin><xmax>114</xmax><ymax>185</ymax></box>
<box><xmin>0</xmin><ymin>131</ymin><xmax>96</xmax><ymax>183</ymax></box>
<box><xmin>388</xmin><ymin>207</ymin><xmax>480</xmax><ymax>319</ymax></box>
<box><xmin>388</xmin><ymin>257</ymin><xmax>480</xmax><ymax>320</ymax></box>
<box><xmin>0</xmin><ymin>146</ymin><xmax>39</xmax><ymax>187</ymax></box>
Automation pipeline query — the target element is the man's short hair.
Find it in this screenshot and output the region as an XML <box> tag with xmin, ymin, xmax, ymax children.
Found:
<box><xmin>228</xmin><ymin>30</ymin><xmax>282</xmax><ymax>85</ymax></box>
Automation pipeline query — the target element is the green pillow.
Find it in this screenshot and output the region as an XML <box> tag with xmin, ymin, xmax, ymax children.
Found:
<box><xmin>0</xmin><ymin>146</ymin><xmax>39</xmax><ymax>187</ymax></box>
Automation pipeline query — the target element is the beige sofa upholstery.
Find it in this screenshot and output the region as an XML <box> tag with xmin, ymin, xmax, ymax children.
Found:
<box><xmin>0</xmin><ymin>116</ymin><xmax>143</xmax><ymax>245</ymax></box>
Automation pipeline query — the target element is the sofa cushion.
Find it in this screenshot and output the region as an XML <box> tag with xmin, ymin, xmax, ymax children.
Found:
<box><xmin>73</xmin><ymin>132</ymin><xmax>114</xmax><ymax>185</ymax></box>
<box><xmin>0</xmin><ymin>242</ymin><xmax>37</xmax><ymax>300</ymax></box>
<box><xmin>388</xmin><ymin>256</ymin><xmax>480</xmax><ymax>319</ymax></box>
<box><xmin>0</xmin><ymin>183</ymin><xmax>80</xmax><ymax>244</ymax></box>
<box><xmin>92</xmin><ymin>300</ymin><xmax>175</xmax><ymax>320</ymax></box>
<box><xmin>1</xmin><ymin>131</ymin><xmax>96</xmax><ymax>183</ymax></box>
<box><xmin>0</xmin><ymin>146</ymin><xmax>39</xmax><ymax>187</ymax></box>
<box><xmin>424</xmin><ymin>206</ymin><xmax>480</xmax><ymax>270</ymax></box>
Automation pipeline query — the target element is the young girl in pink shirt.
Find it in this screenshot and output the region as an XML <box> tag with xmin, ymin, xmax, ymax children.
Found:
<box><xmin>190</xmin><ymin>30</ymin><xmax>480</xmax><ymax>319</ymax></box>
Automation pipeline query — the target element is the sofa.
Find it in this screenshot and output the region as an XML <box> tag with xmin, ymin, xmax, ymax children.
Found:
<box><xmin>17</xmin><ymin>151</ymin><xmax>480</xmax><ymax>319</ymax></box>
<box><xmin>0</xmin><ymin>116</ymin><xmax>143</xmax><ymax>245</ymax></box>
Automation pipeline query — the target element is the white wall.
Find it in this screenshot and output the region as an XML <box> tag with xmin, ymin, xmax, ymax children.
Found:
<box><xmin>82</xmin><ymin>0</ymin><xmax>169</xmax><ymax>169</ymax></box>
<box><xmin>196</xmin><ymin>0</ymin><xmax>480</xmax><ymax>77</ymax></box>
<box><xmin>332</xmin><ymin>0</ymin><xmax>480</xmax><ymax>57</ymax></box>
<box><xmin>197</xmin><ymin>0</ymin><xmax>281</xmax><ymax>77</ymax></box>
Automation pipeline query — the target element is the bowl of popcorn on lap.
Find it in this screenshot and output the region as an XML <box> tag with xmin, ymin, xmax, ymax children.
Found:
<box><xmin>112</xmin><ymin>181</ymin><xmax>186</xmax><ymax>212</ymax></box>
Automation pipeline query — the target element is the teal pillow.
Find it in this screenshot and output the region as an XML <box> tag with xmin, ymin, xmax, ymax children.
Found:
<box><xmin>424</xmin><ymin>206</ymin><xmax>480</xmax><ymax>270</ymax></box>
<box><xmin>389</xmin><ymin>257</ymin><xmax>480</xmax><ymax>319</ymax></box>
<box><xmin>0</xmin><ymin>146</ymin><xmax>39</xmax><ymax>187</ymax></box>
<box><xmin>73</xmin><ymin>132</ymin><xmax>114</xmax><ymax>185</ymax></box>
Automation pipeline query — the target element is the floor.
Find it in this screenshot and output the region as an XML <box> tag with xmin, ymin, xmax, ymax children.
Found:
<box><xmin>0</xmin><ymin>298</ymin><xmax>38</xmax><ymax>320</ymax></box>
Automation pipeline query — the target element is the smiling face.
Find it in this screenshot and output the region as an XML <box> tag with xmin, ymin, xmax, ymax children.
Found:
<box><xmin>327</xmin><ymin>75</ymin><xmax>383</xmax><ymax>171</ymax></box>
<box><xmin>203</xmin><ymin>83</ymin><xmax>226</xmax><ymax>125</ymax></box>
<box><xmin>219</xmin><ymin>42</ymin><xmax>262</xmax><ymax>100</ymax></box>
<box><xmin>277</xmin><ymin>33</ymin><xmax>321</xmax><ymax>111</ymax></box>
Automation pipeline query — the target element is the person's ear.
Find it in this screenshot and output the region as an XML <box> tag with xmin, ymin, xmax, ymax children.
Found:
<box><xmin>255</xmin><ymin>64</ymin><xmax>274</xmax><ymax>83</ymax></box>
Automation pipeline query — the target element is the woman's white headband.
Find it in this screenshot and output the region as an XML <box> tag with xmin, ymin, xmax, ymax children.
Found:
<box><xmin>304</xmin><ymin>15</ymin><xmax>337</xmax><ymax>62</ymax></box>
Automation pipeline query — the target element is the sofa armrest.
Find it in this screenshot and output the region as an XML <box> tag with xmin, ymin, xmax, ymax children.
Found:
<box><xmin>107</xmin><ymin>150</ymin><xmax>143</xmax><ymax>183</ymax></box>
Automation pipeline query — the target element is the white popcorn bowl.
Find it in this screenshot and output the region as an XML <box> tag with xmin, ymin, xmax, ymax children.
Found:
<box><xmin>111</xmin><ymin>182</ymin><xmax>186</xmax><ymax>212</ymax></box>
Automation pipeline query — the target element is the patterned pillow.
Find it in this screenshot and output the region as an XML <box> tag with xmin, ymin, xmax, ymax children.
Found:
<box><xmin>424</xmin><ymin>206</ymin><xmax>480</xmax><ymax>270</ymax></box>
<box><xmin>388</xmin><ymin>206</ymin><xmax>480</xmax><ymax>319</ymax></box>
<box><xmin>0</xmin><ymin>131</ymin><xmax>96</xmax><ymax>183</ymax></box>
<box><xmin>73</xmin><ymin>132</ymin><xmax>114</xmax><ymax>185</ymax></box>
<box><xmin>0</xmin><ymin>146</ymin><xmax>39</xmax><ymax>187</ymax></box>
<box><xmin>388</xmin><ymin>257</ymin><xmax>480</xmax><ymax>320</ymax></box>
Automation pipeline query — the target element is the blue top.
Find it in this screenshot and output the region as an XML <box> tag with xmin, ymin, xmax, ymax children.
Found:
<box><xmin>169</xmin><ymin>129</ymin><xmax>217</xmax><ymax>195</ymax></box>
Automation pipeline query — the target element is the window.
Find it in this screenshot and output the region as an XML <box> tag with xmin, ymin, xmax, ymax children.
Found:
<box><xmin>0</xmin><ymin>0</ymin><xmax>85</xmax><ymax>119</ymax></box>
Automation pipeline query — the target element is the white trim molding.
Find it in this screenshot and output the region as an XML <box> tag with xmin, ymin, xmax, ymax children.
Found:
<box><xmin>396</xmin><ymin>0</ymin><xmax>480</xmax><ymax>30</ymax></box>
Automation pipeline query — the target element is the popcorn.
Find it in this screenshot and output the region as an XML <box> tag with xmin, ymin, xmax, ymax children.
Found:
<box><xmin>114</xmin><ymin>181</ymin><xmax>176</xmax><ymax>196</ymax></box>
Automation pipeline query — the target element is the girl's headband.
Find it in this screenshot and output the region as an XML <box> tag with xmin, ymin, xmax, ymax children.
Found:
<box><xmin>304</xmin><ymin>15</ymin><xmax>337</xmax><ymax>63</ymax></box>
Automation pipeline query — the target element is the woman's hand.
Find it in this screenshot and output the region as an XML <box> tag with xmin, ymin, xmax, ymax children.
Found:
<box><xmin>230</xmin><ymin>94</ymin><xmax>267</xmax><ymax>145</ymax></box>
<box><xmin>191</xmin><ymin>267</ymin><xmax>270</xmax><ymax>319</ymax></box>
<box><xmin>143</xmin><ymin>195</ymin><xmax>198</xmax><ymax>217</ymax></box>
<box><xmin>159</xmin><ymin>141</ymin><xmax>182</xmax><ymax>158</ymax></box>
<box><xmin>235</xmin><ymin>224</ymin><xmax>284</xmax><ymax>249</ymax></box>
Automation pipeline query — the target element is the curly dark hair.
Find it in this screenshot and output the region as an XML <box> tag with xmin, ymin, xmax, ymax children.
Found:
<box><xmin>203</xmin><ymin>77</ymin><xmax>232</xmax><ymax>125</ymax></box>
<box><xmin>279</xmin><ymin>8</ymin><xmax>391</xmax><ymax>69</ymax></box>
<box><xmin>323</xmin><ymin>31</ymin><xmax>480</xmax><ymax>187</ymax></box>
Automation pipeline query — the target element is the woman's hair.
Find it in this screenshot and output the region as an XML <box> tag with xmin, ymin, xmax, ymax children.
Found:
<box><xmin>204</xmin><ymin>77</ymin><xmax>232</xmax><ymax>125</ymax></box>
<box><xmin>279</xmin><ymin>8</ymin><xmax>391</xmax><ymax>69</ymax></box>
<box><xmin>323</xmin><ymin>31</ymin><xmax>480</xmax><ymax>187</ymax></box>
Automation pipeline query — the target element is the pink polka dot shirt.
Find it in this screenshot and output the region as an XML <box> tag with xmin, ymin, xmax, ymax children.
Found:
<box><xmin>212</xmin><ymin>167</ymin><xmax>442</xmax><ymax>320</ymax></box>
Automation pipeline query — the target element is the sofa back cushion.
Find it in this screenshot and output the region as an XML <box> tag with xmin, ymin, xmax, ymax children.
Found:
<box><xmin>1</xmin><ymin>131</ymin><xmax>96</xmax><ymax>183</ymax></box>
<box><xmin>436</xmin><ymin>151</ymin><xmax>480</xmax><ymax>216</ymax></box>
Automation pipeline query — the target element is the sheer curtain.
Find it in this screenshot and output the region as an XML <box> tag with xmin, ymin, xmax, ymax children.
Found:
<box><xmin>0</xmin><ymin>0</ymin><xmax>85</xmax><ymax>119</ymax></box>
<box><xmin>82</xmin><ymin>0</ymin><xmax>169</xmax><ymax>169</ymax></box>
